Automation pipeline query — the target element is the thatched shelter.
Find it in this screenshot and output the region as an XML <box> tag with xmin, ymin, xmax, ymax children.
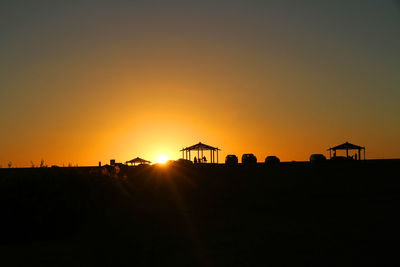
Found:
<box><xmin>328</xmin><ymin>142</ymin><xmax>366</xmax><ymax>160</ymax></box>
<box><xmin>180</xmin><ymin>142</ymin><xmax>220</xmax><ymax>163</ymax></box>
<box><xmin>126</xmin><ymin>157</ymin><xmax>151</xmax><ymax>166</ymax></box>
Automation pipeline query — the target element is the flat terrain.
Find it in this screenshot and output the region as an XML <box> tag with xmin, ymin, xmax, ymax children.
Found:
<box><xmin>1</xmin><ymin>160</ymin><xmax>399</xmax><ymax>266</ymax></box>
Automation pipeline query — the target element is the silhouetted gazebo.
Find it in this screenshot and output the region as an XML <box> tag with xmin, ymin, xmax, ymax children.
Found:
<box><xmin>180</xmin><ymin>142</ymin><xmax>220</xmax><ymax>163</ymax></box>
<box><xmin>126</xmin><ymin>157</ymin><xmax>151</xmax><ymax>166</ymax></box>
<box><xmin>327</xmin><ymin>142</ymin><xmax>365</xmax><ymax>160</ymax></box>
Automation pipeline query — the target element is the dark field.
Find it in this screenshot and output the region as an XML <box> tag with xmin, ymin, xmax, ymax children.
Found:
<box><xmin>1</xmin><ymin>160</ymin><xmax>400</xmax><ymax>266</ymax></box>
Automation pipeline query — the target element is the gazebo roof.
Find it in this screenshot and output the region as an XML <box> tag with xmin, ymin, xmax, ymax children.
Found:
<box><xmin>180</xmin><ymin>142</ymin><xmax>220</xmax><ymax>152</ymax></box>
<box><xmin>328</xmin><ymin>142</ymin><xmax>365</xmax><ymax>151</ymax></box>
<box><xmin>126</xmin><ymin>157</ymin><xmax>151</xmax><ymax>164</ymax></box>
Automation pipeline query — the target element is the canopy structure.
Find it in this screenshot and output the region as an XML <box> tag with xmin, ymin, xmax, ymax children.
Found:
<box><xmin>126</xmin><ymin>157</ymin><xmax>151</xmax><ymax>166</ymax></box>
<box><xmin>180</xmin><ymin>142</ymin><xmax>221</xmax><ymax>163</ymax></box>
<box><xmin>327</xmin><ymin>142</ymin><xmax>366</xmax><ymax>160</ymax></box>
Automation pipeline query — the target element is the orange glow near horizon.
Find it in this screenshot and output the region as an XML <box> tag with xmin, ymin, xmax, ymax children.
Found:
<box><xmin>156</xmin><ymin>155</ymin><xmax>169</xmax><ymax>164</ymax></box>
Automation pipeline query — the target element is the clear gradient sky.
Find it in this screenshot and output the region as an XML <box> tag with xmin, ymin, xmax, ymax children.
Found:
<box><xmin>1</xmin><ymin>0</ymin><xmax>399</xmax><ymax>167</ymax></box>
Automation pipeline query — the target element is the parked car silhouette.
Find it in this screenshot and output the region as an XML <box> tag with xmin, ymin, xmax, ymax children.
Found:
<box><xmin>309</xmin><ymin>154</ymin><xmax>327</xmax><ymax>163</ymax></box>
<box><xmin>242</xmin><ymin>154</ymin><xmax>257</xmax><ymax>164</ymax></box>
<box><xmin>265</xmin><ymin>156</ymin><xmax>280</xmax><ymax>165</ymax></box>
<box><xmin>225</xmin><ymin>154</ymin><xmax>238</xmax><ymax>164</ymax></box>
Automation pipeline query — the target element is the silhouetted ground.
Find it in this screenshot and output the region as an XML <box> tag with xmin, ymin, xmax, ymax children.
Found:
<box><xmin>1</xmin><ymin>160</ymin><xmax>400</xmax><ymax>266</ymax></box>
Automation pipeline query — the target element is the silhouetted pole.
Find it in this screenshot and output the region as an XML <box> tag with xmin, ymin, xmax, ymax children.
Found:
<box><xmin>358</xmin><ymin>148</ymin><xmax>361</xmax><ymax>161</ymax></box>
<box><xmin>217</xmin><ymin>149</ymin><xmax>219</xmax><ymax>164</ymax></box>
<box><xmin>346</xmin><ymin>148</ymin><xmax>349</xmax><ymax>158</ymax></box>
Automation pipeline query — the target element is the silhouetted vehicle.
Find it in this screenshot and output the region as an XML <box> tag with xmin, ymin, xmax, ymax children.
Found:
<box><xmin>242</xmin><ymin>154</ymin><xmax>257</xmax><ymax>164</ymax></box>
<box><xmin>330</xmin><ymin>156</ymin><xmax>354</xmax><ymax>162</ymax></box>
<box><xmin>225</xmin><ymin>155</ymin><xmax>238</xmax><ymax>165</ymax></box>
<box><xmin>309</xmin><ymin>154</ymin><xmax>327</xmax><ymax>163</ymax></box>
<box><xmin>265</xmin><ymin>156</ymin><xmax>280</xmax><ymax>165</ymax></box>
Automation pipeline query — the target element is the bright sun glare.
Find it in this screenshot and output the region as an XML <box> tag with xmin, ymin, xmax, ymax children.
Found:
<box><xmin>156</xmin><ymin>155</ymin><xmax>169</xmax><ymax>164</ymax></box>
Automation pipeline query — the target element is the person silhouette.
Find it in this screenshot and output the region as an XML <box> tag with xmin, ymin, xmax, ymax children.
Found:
<box><xmin>203</xmin><ymin>156</ymin><xmax>207</xmax><ymax>163</ymax></box>
<box><xmin>355</xmin><ymin>153</ymin><xmax>358</xmax><ymax>160</ymax></box>
<box><xmin>194</xmin><ymin>157</ymin><xmax>197</xmax><ymax>164</ymax></box>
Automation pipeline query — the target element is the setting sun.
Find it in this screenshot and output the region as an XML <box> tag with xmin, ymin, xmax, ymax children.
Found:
<box><xmin>156</xmin><ymin>155</ymin><xmax>169</xmax><ymax>164</ymax></box>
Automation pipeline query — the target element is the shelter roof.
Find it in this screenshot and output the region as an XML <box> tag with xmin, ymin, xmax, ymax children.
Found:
<box><xmin>180</xmin><ymin>142</ymin><xmax>220</xmax><ymax>152</ymax></box>
<box><xmin>126</xmin><ymin>157</ymin><xmax>151</xmax><ymax>164</ymax></box>
<box><xmin>328</xmin><ymin>142</ymin><xmax>365</xmax><ymax>151</ymax></box>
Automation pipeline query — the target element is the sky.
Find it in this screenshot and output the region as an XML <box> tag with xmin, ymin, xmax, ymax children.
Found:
<box><xmin>0</xmin><ymin>0</ymin><xmax>399</xmax><ymax>167</ymax></box>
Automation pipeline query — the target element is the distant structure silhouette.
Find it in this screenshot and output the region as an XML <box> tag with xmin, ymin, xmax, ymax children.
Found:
<box><xmin>180</xmin><ymin>142</ymin><xmax>220</xmax><ymax>163</ymax></box>
<box><xmin>328</xmin><ymin>142</ymin><xmax>365</xmax><ymax>160</ymax></box>
<box><xmin>126</xmin><ymin>157</ymin><xmax>151</xmax><ymax>166</ymax></box>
